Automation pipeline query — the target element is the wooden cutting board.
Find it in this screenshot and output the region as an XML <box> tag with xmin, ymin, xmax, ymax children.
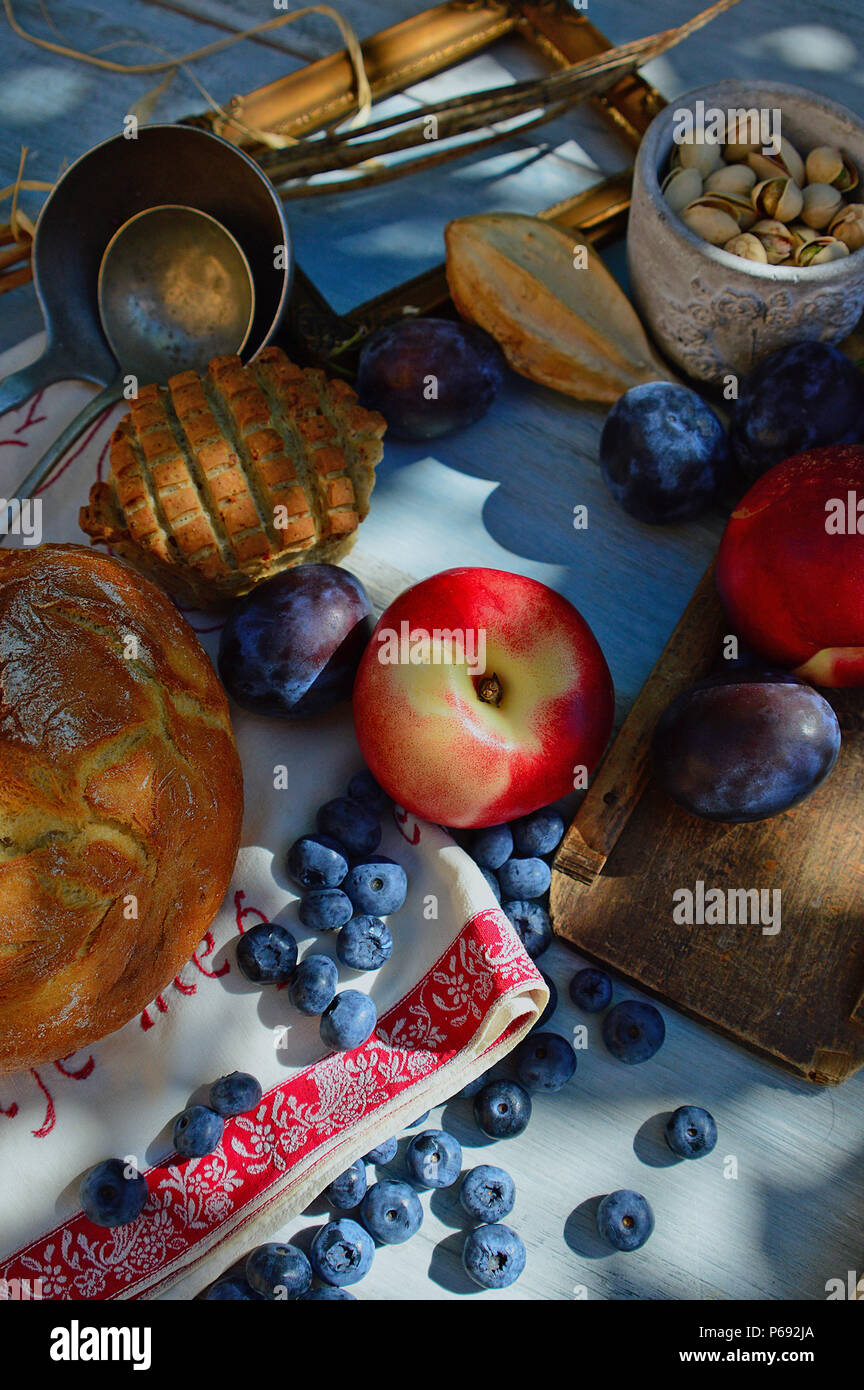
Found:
<box><xmin>550</xmin><ymin>560</ymin><xmax>864</xmax><ymax>1085</ymax></box>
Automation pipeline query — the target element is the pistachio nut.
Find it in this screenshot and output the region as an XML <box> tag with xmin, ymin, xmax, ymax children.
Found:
<box><xmin>795</xmin><ymin>236</ymin><xmax>850</xmax><ymax>266</ymax></box>
<box><xmin>805</xmin><ymin>145</ymin><xmax>858</xmax><ymax>193</ymax></box>
<box><xmin>723</xmin><ymin>232</ymin><xmax>768</xmax><ymax>263</ymax></box>
<box><xmin>800</xmin><ymin>182</ymin><xmax>845</xmax><ymax>230</ymax></box>
<box><xmin>751</xmin><ymin>176</ymin><xmax>804</xmax><ymax>223</ymax></box>
<box><xmin>662</xmin><ymin>165</ymin><xmax>704</xmax><ymax>214</ymax></box>
<box><xmin>829</xmin><ymin>202</ymin><xmax>864</xmax><ymax>252</ymax></box>
<box><xmin>788</xmin><ymin>222</ymin><xmax>820</xmax><ymax>252</ymax></box>
<box><xmin>750</xmin><ymin>218</ymin><xmax>795</xmax><ymax>263</ymax></box>
<box><xmin>705</xmin><ymin>164</ymin><xmax>757</xmax><ymax>196</ymax></box>
<box><xmin>747</xmin><ymin>138</ymin><xmax>806</xmax><ymax>187</ymax></box>
<box><xmin>682</xmin><ymin>200</ymin><xmax>742</xmax><ymax>246</ymax></box>
<box><xmin>724</xmin><ymin>116</ymin><xmax>762</xmax><ymax>162</ymax></box>
<box><xmin>676</xmin><ymin>141</ymin><xmax>725</xmax><ymax>178</ymax></box>
<box><xmin>696</xmin><ymin>192</ymin><xmax>757</xmax><ymax>230</ymax></box>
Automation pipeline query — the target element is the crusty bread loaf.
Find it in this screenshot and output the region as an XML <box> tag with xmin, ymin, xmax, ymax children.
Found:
<box><xmin>79</xmin><ymin>347</ymin><xmax>386</xmax><ymax>608</ymax></box>
<box><xmin>0</xmin><ymin>544</ymin><xmax>243</xmax><ymax>1072</ymax></box>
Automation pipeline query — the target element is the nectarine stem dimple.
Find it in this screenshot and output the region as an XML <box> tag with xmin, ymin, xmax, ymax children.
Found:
<box><xmin>477</xmin><ymin>672</ymin><xmax>503</xmax><ymax>706</ymax></box>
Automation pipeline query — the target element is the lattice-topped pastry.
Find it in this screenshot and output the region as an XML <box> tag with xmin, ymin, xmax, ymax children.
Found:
<box><xmin>80</xmin><ymin>347</ymin><xmax>386</xmax><ymax>607</ymax></box>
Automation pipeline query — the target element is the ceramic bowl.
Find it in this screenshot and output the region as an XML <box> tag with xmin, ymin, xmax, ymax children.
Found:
<box><xmin>628</xmin><ymin>80</ymin><xmax>864</xmax><ymax>383</ymax></box>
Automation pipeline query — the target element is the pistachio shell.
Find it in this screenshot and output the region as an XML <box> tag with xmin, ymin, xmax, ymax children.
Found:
<box><xmin>747</xmin><ymin>138</ymin><xmax>805</xmax><ymax>186</ymax></box>
<box><xmin>788</xmin><ymin>222</ymin><xmax>820</xmax><ymax>251</ymax></box>
<box><xmin>723</xmin><ymin>232</ymin><xmax>768</xmax><ymax>263</ymax></box>
<box><xmin>829</xmin><ymin>203</ymin><xmax>864</xmax><ymax>251</ymax></box>
<box><xmin>805</xmin><ymin>145</ymin><xmax>858</xmax><ymax>193</ymax></box>
<box><xmin>795</xmin><ymin>236</ymin><xmax>850</xmax><ymax>266</ymax></box>
<box><xmin>750</xmin><ymin>218</ymin><xmax>795</xmax><ymax>264</ymax></box>
<box><xmin>705</xmin><ymin>164</ymin><xmax>757</xmax><ymax>196</ymax></box>
<box><xmin>662</xmin><ymin>166</ymin><xmax>703</xmax><ymax>214</ymax></box>
<box><xmin>694</xmin><ymin>192</ymin><xmax>756</xmax><ymax>230</ymax></box>
<box><xmin>800</xmin><ymin>182</ymin><xmax>845</xmax><ymax>230</ymax></box>
<box><xmin>676</xmin><ymin>141</ymin><xmax>725</xmax><ymax>177</ymax></box>
<box><xmin>724</xmin><ymin>115</ymin><xmax>763</xmax><ymax>162</ymax></box>
<box><xmin>751</xmin><ymin>177</ymin><xmax>804</xmax><ymax>223</ymax></box>
<box><xmin>682</xmin><ymin>201</ymin><xmax>742</xmax><ymax>246</ymax></box>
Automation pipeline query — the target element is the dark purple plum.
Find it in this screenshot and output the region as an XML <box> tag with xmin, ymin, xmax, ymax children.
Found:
<box><xmin>599</xmin><ymin>382</ymin><xmax>729</xmax><ymax>524</ymax></box>
<box><xmin>218</xmin><ymin>564</ymin><xmax>372</xmax><ymax>719</ymax></box>
<box><xmin>356</xmin><ymin>317</ymin><xmax>505</xmax><ymax>440</ymax></box>
<box><xmin>652</xmin><ymin>669</ymin><xmax>841</xmax><ymax>823</ymax></box>
<box><xmin>731</xmin><ymin>342</ymin><xmax>864</xmax><ymax>482</ymax></box>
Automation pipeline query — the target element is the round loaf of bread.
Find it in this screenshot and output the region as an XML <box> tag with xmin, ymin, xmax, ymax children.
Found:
<box><xmin>0</xmin><ymin>544</ymin><xmax>243</xmax><ymax>1072</ymax></box>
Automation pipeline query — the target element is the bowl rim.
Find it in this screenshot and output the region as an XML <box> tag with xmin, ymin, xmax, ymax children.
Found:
<box><xmin>637</xmin><ymin>78</ymin><xmax>864</xmax><ymax>283</ymax></box>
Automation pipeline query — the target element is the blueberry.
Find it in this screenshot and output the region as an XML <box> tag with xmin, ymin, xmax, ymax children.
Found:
<box><xmin>459</xmin><ymin>1070</ymin><xmax>490</xmax><ymax>1099</ymax></box>
<box><xmin>406</xmin><ymin>1111</ymin><xmax>430</xmax><ymax>1129</ymax></box>
<box><xmin>480</xmin><ymin>867</ymin><xmax>501</xmax><ymax>902</ymax></box>
<box><xmin>459</xmin><ymin>1165</ymin><xmax>516</xmax><ymax>1223</ymax></box>
<box><xmin>286</xmin><ymin>834</ymin><xmax>349</xmax><ymax>890</ymax></box>
<box><xmin>202</xmin><ymin>1276</ymin><xmax>263</xmax><ymax>1300</ymax></box>
<box><xmin>343</xmin><ymin>856</ymin><xmax>407</xmax><ymax>916</ymax></box>
<box><xmin>209</xmin><ymin>1071</ymin><xmax>262</xmax><ymax>1117</ymax></box>
<box><xmin>503</xmin><ymin>900</ymin><xmax>552</xmax><ymax>959</ymax></box>
<box><xmin>300</xmin><ymin>1286</ymin><xmax>357</xmax><ymax>1301</ymax></box>
<box><xmin>289</xmin><ymin>954</ymin><xmax>338</xmax><ymax>1015</ymax></box>
<box><xmin>236</xmin><ymin>921</ymin><xmax>297</xmax><ymax>984</ymax></box>
<box><xmin>310</xmin><ymin>1218</ymin><xmax>374</xmax><ymax>1286</ymax></box>
<box><xmin>363</xmin><ymin>1136</ymin><xmax>398</xmax><ymax>1165</ymax></box>
<box><xmin>511</xmin><ymin>808</ymin><xmax>564</xmax><ymax>857</ymax></box>
<box><xmin>569</xmin><ymin>966</ymin><xmax>613</xmax><ymax>1013</ymax></box>
<box><xmin>337</xmin><ymin>915</ymin><xmax>393</xmax><ymax>971</ymax></box>
<box><xmin>513</xmin><ymin>1031</ymin><xmax>576</xmax><ymax>1093</ymax></box>
<box><xmin>361</xmin><ymin>1179</ymin><xmax>423</xmax><ymax>1244</ymax></box>
<box><xmin>326</xmin><ymin>1159</ymin><xmax>368</xmax><ymax>1211</ymax></box>
<box><xmin>664</xmin><ymin>1105</ymin><xmax>718</xmax><ymax>1160</ymax></box>
<box><xmin>317</xmin><ymin>798</ymin><xmax>381</xmax><ymax>858</ymax></box>
<box><xmin>347</xmin><ymin>769</ymin><xmax>389</xmax><ymax>812</ymax></box>
<box><xmin>405</xmin><ymin>1128</ymin><xmax>462</xmax><ymax>1188</ymax></box>
<box><xmin>299</xmin><ymin>888</ymin><xmax>354</xmax><ymax>932</ymax></box>
<box><xmin>246</xmin><ymin>1242</ymin><xmax>312</xmax><ymax>1299</ymax></box>
<box><xmin>462</xmin><ymin>1223</ymin><xmax>526</xmax><ymax>1289</ymax></box>
<box><xmin>497</xmin><ymin>857</ymin><xmax>551</xmax><ymax>901</ymax></box>
<box><xmin>473</xmin><ymin>1080</ymin><xmax>532</xmax><ymax>1139</ymax></box>
<box><xmin>596</xmin><ymin>1189</ymin><xmax>654</xmax><ymax>1251</ymax></box>
<box><xmin>79</xmin><ymin>1158</ymin><xmax>148</xmax><ymax>1228</ymax></box>
<box><xmin>731</xmin><ymin>341</ymin><xmax>864</xmax><ymax>481</ymax></box>
<box><xmin>535</xmin><ymin>972</ymin><xmax>558</xmax><ymax>1028</ymax></box>
<box><xmin>602</xmin><ymin>1000</ymin><xmax>665</xmax><ymax>1064</ymax></box>
<box><xmin>320</xmin><ymin>990</ymin><xmax>377</xmax><ymax>1051</ymax></box>
<box><xmin>470</xmin><ymin>823</ymin><xmax>513</xmax><ymax>870</ymax></box>
<box><xmin>600</xmin><ymin>381</ymin><xmax>729</xmax><ymax>524</ymax></box>
<box><xmin>173</xmin><ymin>1105</ymin><xmax>224</xmax><ymax>1158</ymax></box>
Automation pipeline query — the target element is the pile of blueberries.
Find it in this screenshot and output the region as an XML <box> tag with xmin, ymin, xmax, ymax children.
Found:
<box><xmin>235</xmin><ymin>768</ymin><xmax>406</xmax><ymax>1060</ymax></box>
<box><xmin>76</xmin><ymin>780</ymin><xmax>718</xmax><ymax>1294</ymax></box>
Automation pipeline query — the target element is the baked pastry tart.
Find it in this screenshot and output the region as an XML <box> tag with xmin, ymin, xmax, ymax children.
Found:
<box><xmin>80</xmin><ymin>347</ymin><xmax>386</xmax><ymax>608</ymax></box>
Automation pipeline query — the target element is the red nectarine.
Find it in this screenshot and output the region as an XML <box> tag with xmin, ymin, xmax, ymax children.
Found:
<box><xmin>352</xmin><ymin>567</ymin><xmax>614</xmax><ymax>827</ymax></box>
<box><xmin>717</xmin><ymin>444</ymin><xmax>864</xmax><ymax>686</ymax></box>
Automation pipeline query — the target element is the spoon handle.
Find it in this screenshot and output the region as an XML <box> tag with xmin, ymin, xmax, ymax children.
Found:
<box><xmin>0</xmin><ymin>379</ymin><xmax>123</xmax><ymax>543</ymax></box>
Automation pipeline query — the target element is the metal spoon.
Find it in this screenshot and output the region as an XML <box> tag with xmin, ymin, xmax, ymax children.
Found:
<box><xmin>1</xmin><ymin>204</ymin><xmax>255</xmax><ymax>535</ymax></box>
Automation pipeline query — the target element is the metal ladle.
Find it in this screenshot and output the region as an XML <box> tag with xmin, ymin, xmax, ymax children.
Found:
<box><xmin>2</xmin><ymin>204</ymin><xmax>255</xmax><ymax>532</ymax></box>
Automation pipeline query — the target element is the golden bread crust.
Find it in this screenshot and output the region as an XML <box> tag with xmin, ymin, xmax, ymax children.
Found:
<box><xmin>0</xmin><ymin>544</ymin><xmax>243</xmax><ymax>1072</ymax></box>
<box><xmin>79</xmin><ymin>347</ymin><xmax>386</xmax><ymax>608</ymax></box>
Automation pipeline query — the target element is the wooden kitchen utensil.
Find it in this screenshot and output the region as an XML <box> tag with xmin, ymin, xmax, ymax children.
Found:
<box><xmin>550</xmin><ymin>562</ymin><xmax>864</xmax><ymax>1085</ymax></box>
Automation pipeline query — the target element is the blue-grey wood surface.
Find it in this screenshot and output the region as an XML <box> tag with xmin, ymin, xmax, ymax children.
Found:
<box><xmin>2</xmin><ymin>0</ymin><xmax>864</xmax><ymax>1302</ymax></box>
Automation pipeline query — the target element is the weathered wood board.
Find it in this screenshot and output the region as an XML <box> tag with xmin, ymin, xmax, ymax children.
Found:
<box><xmin>551</xmin><ymin>563</ymin><xmax>864</xmax><ymax>1084</ymax></box>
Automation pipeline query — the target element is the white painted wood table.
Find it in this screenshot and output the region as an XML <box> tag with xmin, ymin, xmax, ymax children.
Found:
<box><xmin>2</xmin><ymin>0</ymin><xmax>864</xmax><ymax>1302</ymax></box>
